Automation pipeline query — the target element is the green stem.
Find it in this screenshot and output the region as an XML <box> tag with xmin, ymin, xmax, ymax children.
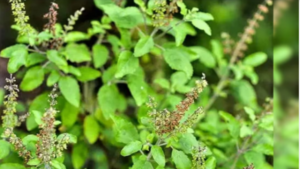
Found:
<box><xmin>154</xmin><ymin>20</ymin><xmax>185</xmax><ymax>40</ymax></box>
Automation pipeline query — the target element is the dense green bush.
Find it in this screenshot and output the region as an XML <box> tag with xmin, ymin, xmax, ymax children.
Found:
<box><xmin>0</xmin><ymin>0</ymin><xmax>275</xmax><ymax>169</ymax></box>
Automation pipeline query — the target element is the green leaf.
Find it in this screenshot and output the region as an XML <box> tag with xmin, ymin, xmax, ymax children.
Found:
<box><xmin>192</xmin><ymin>20</ymin><xmax>211</xmax><ymax>35</ymax></box>
<box><xmin>191</xmin><ymin>47</ymin><xmax>216</xmax><ymax>68</ymax></box>
<box><xmin>121</xmin><ymin>141</ymin><xmax>142</xmax><ymax>156</ymax></box>
<box><xmin>22</xmin><ymin>134</ymin><xmax>39</xmax><ymax>154</ymax></box>
<box><xmin>84</xmin><ymin>115</ymin><xmax>100</xmax><ymax>144</ymax></box>
<box><xmin>219</xmin><ymin>111</ymin><xmax>240</xmax><ymax>138</ymax></box>
<box><xmin>151</xmin><ymin>145</ymin><xmax>165</xmax><ymax>166</ymax></box>
<box><xmin>243</xmin><ymin>52</ymin><xmax>268</xmax><ymax>67</ymax></box>
<box><xmin>230</xmin><ymin>65</ymin><xmax>243</xmax><ymax>80</ymax></box>
<box><xmin>164</xmin><ymin>48</ymin><xmax>193</xmax><ymax>79</ymax></box>
<box><xmin>20</xmin><ymin>66</ymin><xmax>44</xmax><ymax>91</ymax></box>
<box><xmin>170</xmin><ymin>71</ymin><xmax>189</xmax><ymax>93</ymax></box>
<box><xmin>68</xmin><ymin>66</ymin><xmax>81</xmax><ymax>76</ymax></box>
<box><xmin>37</xmin><ymin>31</ymin><xmax>52</xmax><ymax>43</ymax></box>
<box><xmin>111</xmin><ymin>116</ymin><xmax>139</xmax><ymax>144</ymax></box>
<box><xmin>212</xmin><ymin>148</ymin><xmax>228</xmax><ymax>161</ymax></box>
<box><xmin>259</xmin><ymin>114</ymin><xmax>274</xmax><ymax>131</ymax></box>
<box><xmin>22</xmin><ymin>135</ymin><xmax>39</xmax><ymax>146</ymax></box>
<box><xmin>154</xmin><ymin>78</ymin><xmax>170</xmax><ymax>89</ymax></box>
<box><xmin>134</xmin><ymin>36</ymin><xmax>154</xmax><ymax>57</ymax></box>
<box><xmin>47</xmin><ymin>50</ymin><xmax>68</xmax><ymax>68</ymax></box>
<box><xmin>61</xmin><ymin>102</ymin><xmax>80</xmax><ymax>128</ymax></box>
<box><xmin>57</xmin><ymin>133</ymin><xmax>77</xmax><ymax>144</ymax></box>
<box><xmin>177</xmin><ymin>1</ymin><xmax>187</xmax><ymax>15</ymax></box>
<box><xmin>72</xmin><ymin>143</ymin><xmax>88</xmax><ymax>169</ymax></box>
<box><xmin>120</xmin><ymin>28</ymin><xmax>132</xmax><ymax>48</ymax></box>
<box><xmin>47</xmin><ymin>71</ymin><xmax>61</xmax><ymax>87</ymax></box>
<box><xmin>205</xmin><ymin>156</ymin><xmax>217</xmax><ymax>169</ymax></box>
<box><xmin>103</xmin><ymin>6</ymin><xmax>144</xmax><ymax>29</ymax></box>
<box><xmin>59</xmin><ymin>76</ymin><xmax>81</xmax><ymax>107</ymax></box>
<box><xmin>172</xmin><ymin>149</ymin><xmax>191</xmax><ymax>169</ymax></box>
<box><xmin>94</xmin><ymin>0</ymin><xmax>118</xmax><ymax>10</ymax></box>
<box><xmin>230</xmin><ymin>80</ymin><xmax>257</xmax><ymax>108</ymax></box>
<box><xmin>194</xmin><ymin>12</ymin><xmax>214</xmax><ymax>21</ymax></box>
<box><xmin>0</xmin><ymin>140</ymin><xmax>10</xmax><ymax>160</ymax></box>
<box><xmin>102</xmin><ymin>65</ymin><xmax>117</xmax><ymax>84</ymax></box>
<box><xmin>115</xmin><ymin>51</ymin><xmax>139</xmax><ymax>78</ymax></box>
<box><xmin>127</xmin><ymin>75</ymin><xmax>148</xmax><ymax>106</ymax></box>
<box><xmin>76</xmin><ymin>66</ymin><xmax>101</xmax><ymax>82</ymax></box>
<box><xmin>210</xmin><ymin>40</ymin><xmax>223</xmax><ymax>61</ymax></box>
<box><xmin>244</xmin><ymin>68</ymin><xmax>259</xmax><ymax>85</ymax></box>
<box><xmin>1</xmin><ymin>44</ymin><xmax>27</xmax><ymax>58</ymax></box>
<box><xmin>170</xmin><ymin>20</ymin><xmax>196</xmax><ymax>46</ymax></box>
<box><xmin>26</xmin><ymin>53</ymin><xmax>46</xmax><ymax>67</ymax></box>
<box><xmin>244</xmin><ymin>151</ymin><xmax>265</xmax><ymax>169</ymax></box>
<box><xmin>98</xmin><ymin>85</ymin><xmax>120</xmax><ymax>119</ymax></box>
<box><xmin>65</xmin><ymin>44</ymin><xmax>91</xmax><ymax>63</ymax></box>
<box><xmin>92</xmin><ymin>44</ymin><xmax>109</xmax><ymax>68</ymax></box>
<box><xmin>244</xmin><ymin>107</ymin><xmax>255</xmax><ymax>122</ymax></box>
<box><xmin>274</xmin><ymin>45</ymin><xmax>292</xmax><ymax>65</ymax></box>
<box><xmin>7</xmin><ymin>48</ymin><xmax>28</xmax><ymax>73</ymax></box>
<box><xmin>179</xmin><ymin>133</ymin><xmax>198</xmax><ymax>154</ymax></box>
<box><xmin>27</xmin><ymin>158</ymin><xmax>41</xmax><ymax>166</ymax></box>
<box><xmin>134</xmin><ymin>0</ymin><xmax>146</xmax><ymax>10</ymax></box>
<box><xmin>132</xmin><ymin>155</ymin><xmax>153</xmax><ymax>169</ymax></box>
<box><xmin>32</xmin><ymin>110</ymin><xmax>42</xmax><ymax>125</ymax></box>
<box><xmin>0</xmin><ymin>164</ymin><xmax>26</xmax><ymax>169</ymax></box>
<box><xmin>65</xmin><ymin>31</ymin><xmax>88</xmax><ymax>42</ymax></box>
<box><xmin>240</xmin><ymin>124</ymin><xmax>253</xmax><ymax>138</ymax></box>
<box><xmin>252</xmin><ymin>143</ymin><xmax>273</xmax><ymax>155</ymax></box>
<box><xmin>139</xmin><ymin>130</ymin><xmax>150</xmax><ymax>143</ymax></box>
<box><xmin>50</xmin><ymin>159</ymin><xmax>66</xmax><ymax>169</ymax></box>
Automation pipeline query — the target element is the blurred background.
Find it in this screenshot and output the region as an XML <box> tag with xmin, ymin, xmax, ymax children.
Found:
<box><xmin>0</xmin><ymin>0</ymin><xmax>298</xmax><ymax>168</ymax></box>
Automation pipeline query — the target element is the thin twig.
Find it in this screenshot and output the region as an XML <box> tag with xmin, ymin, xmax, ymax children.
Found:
<box><xmin>150</xmin><ymin>27</ymin><xmax>159</xmax><ymax>37</ymax></box>
<box><xmin>155</xmin><ymin>44</ymin><xmax>165</xmax><ymax>52</ymax></box>
<box><xmin>140</xmin><ymin>9</ymin><xmax>149</xmax><ymax>34</ymax></box>
<box><xmin>42</xmin><ymin>61</ymin><xmax>51</xmax><ymax>68</ymax></box>
<box><xmin>96</xmin><ymin>33</ymin><xmax>105</xmax><ymax>45</ymax></box>
<box><xmin>139</xmin><ymin>150</ymin><xmax>145</xmax><ymax>155</ymax></box>
<box><xmin>154</xmin><ymin>20</ymin><xmax>185</xmax><ymax>40</ymax></box>
<box><xmin>147</xmin><ymin>138</ymin><xmax>162</xmax><ymax>160</ymax></box>
<box><xmin>27</xmin><ymin>49</ymin><xmax>46</xmax><ymax>55</ymax></box>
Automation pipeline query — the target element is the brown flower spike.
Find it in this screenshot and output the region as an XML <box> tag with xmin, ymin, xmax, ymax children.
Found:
<box><xmin>44</xmin><ymin>2</ymin><xmax>59</xmax><ymax>36</ymax></box>
<box><xmin>231</xmin><ymin>0</ymin><xmax>272</xmax><ymax>60</ymax></box>
<box><xmin>43</xmin><ymin>2</ymin><xmax>63</xmax><ymax>49</ymax></box>
<box><xmin>148</xmin><ymin>77</ymin><xmax>208</xmax><ymax>136</ymax></box>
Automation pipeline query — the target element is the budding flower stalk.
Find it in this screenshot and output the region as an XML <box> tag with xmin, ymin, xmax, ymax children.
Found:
<box><xmin>192</xmin><ymin>146</ymin><xmax>206</xmax><ymax>169</ymax></box>
<box><xmin>1</xmin><ymin>75</ymin><xmax>31</xmax><ymax>162</ymax></box>
<box><xmin>152</xmin><ymin>0</ymin><xmax>182</xmax><ymax>27</ymax></box>
<box><xmin>148</xmin><ymin>77</ymin><xmax>208</xmax><ymax>136</ymax></box>
<box><xmin>2</xmin><ymin>75</ymin><xmax>19</xmax><ymax>130</ymax></box>
<box><xmin>43</xmin><ymin>2</ymin><xmax>63</xmax><ymax>49</ymax></box>
<box><xmin>9</xmin><ymin>0</ymin><xmax>34</xmax><ymax>35</ymax></box>
<box><xmin>64</xmin><ymin>7</ymin><xmax>85</xmax><ymax>32</ymax></box>
<box><xmin>231</xmin><ymin>0</ymin><xmax>273</xmax><ymax>60</ymax></box>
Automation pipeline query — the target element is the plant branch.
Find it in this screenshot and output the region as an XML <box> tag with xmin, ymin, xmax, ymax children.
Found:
<box><xmin>147</xmin><ymin>138</ymin><xmax>162</xmax><ymax>160</ymax></box>
<box><xmin>96</xmin><ymin>33</ymin><xmax>105</xmax><ymax>45</ymax></box>
<box><xmin>27</xmin><ymin>48</ymin><xmax>46</xmax><ymax>55</ymax></box>
<box><xmin>154</xmin><ymin>20</ymin><xmax>185</xmax><ymax>40</ymax></box>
